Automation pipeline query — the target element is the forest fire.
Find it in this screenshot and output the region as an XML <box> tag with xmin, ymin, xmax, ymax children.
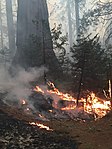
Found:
<box><xmin>34</xmin><ymin>82</ymin><xmax>111</xmax><ymax>120</ymax></box>
<box><xmin>83</xmin><ymin>94</ymin><xmax>111</xmax><ymax>118</ymax></box>
<box><xmin>47</xmin><ymin>81</ymin><xmax>76</xmax><ymax>102</ymax></box>
<box><xmin>29</xmin><ymin>122</ymin><xmax>53</xmax><ymax>131</ymax></box>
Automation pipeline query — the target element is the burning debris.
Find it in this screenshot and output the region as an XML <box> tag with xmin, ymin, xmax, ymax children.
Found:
<box><xmin>0</xmin><ymin>70</ymin><xmax>111</xmax><ymax>149</ymax></box>
<box><xmin>34</xmin><ymin>86</ymin><xmax>45</xmax><ymax>94</ymax></box>
<box><xmin>0</xmin><ymin>67</ymin><xmax>111</xmax><ymax>129</ymax></box>
<box><xmin>3</xmin><ymin>79</ymin><xmax>109</xmax><ymax>124</ymax></box>
<box><xmin>31</xmin><ymin>81</ymin><xmax>111</xmax><ymax>120</ymax></box>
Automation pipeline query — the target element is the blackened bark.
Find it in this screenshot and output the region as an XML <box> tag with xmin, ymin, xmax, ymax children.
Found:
<box><xmin>76</xmin><ymin>51</ymin><xmax>85</xmax><ymax>106</ymax></box>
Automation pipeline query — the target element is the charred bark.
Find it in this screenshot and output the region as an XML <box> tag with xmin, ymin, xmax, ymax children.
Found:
<box><xmin>76</xmin><ymin>49</ymin><xmax>85</xmax><ymax>106</ymax></box>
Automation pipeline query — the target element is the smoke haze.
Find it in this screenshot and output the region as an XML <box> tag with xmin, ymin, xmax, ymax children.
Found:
<box><xmin>0</xmin><ymin>65</ymin><xmax>47</xmax><ymax>103</ymax></box>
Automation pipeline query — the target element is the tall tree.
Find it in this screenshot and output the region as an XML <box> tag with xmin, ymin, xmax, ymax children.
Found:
<box><xmin>67</xmin><ymin>0</ymin><xmax>73</xmax><ymax>47</ymax></box>
<box><xmin>13</xmin><ymin>0</ymin><xmax>62</xmax><ymax>80</ymax></box>
<box><xmin>75</xmin><ymin>0</ymin><xmax>80</xmax><ymax>39</ymax></box>
<box><xmin>6</xmin><ymin>0</ymin><xmax>15</xmax><ymax>57</ymax></box>
<box><xmin>0</xmin><ymin>0</ymin><xmax>3</xmax><ymax>49</ymax></box>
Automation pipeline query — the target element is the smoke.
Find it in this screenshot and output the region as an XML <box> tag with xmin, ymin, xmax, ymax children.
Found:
<box><xmin>0</xmin><ymin>65</ymin><xmax>47</xmax><ymax>104</ymax></box>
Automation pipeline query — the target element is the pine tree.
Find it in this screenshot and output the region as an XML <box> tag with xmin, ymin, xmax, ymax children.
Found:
<box><xmin>71</xmin><ymin>34</ymin><xmax>108</xmax><ymax>93</ymax></box>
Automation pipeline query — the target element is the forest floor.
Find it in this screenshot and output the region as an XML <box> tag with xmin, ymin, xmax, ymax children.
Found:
<box><xmin>0</xmin><ymin>103</ymin><xmax>112</xmax><ymax>149</ymax></box>
<box><xmin>0</xmin><ymin>106</ymin><xmax>78</xmax><ymax>149</ymax></box>
<box><xmin>47</xmin><ymin>114</ymin><xmax>112</xmax><ymax>149</ymax></box>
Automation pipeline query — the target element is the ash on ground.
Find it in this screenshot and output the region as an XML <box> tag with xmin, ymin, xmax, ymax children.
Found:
<box><xmin>0</xmin><ymin>110</ymin><xmax>78</xmax><ymax>149</ymax></box>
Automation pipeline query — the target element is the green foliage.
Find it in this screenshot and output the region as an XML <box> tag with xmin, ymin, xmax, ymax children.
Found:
<box><xmin>0</xmin><ymin>47</ymin><xmax>11</xmax><ymax>63</ymax></box>
<box><xmin>51</xmin><ymin>24</ymin><xmax>68</xmax><ymax>51</ymax></box>
<box><xmin>51</xmin><ymin>24</ymin><xmax>68</xmax><ymax>67</ymax></box>
<box><xmin>80</xmin><ymin>1</ymin><xmax>112</xmax><ymax>33</ymax></box>
<box><xmin>70</xmin><ymin>34</ymin><xmax>109</xmax><ymax>91</ymax></box>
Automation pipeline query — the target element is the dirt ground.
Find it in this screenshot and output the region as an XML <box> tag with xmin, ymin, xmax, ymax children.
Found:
<box><xmin>47</xmin><ymin>113</ymin><xmax>112</xmax><ymax>149</ymax></box>
<box><xmin>0</xmin><ymin>104</ymin><xmax>112</xmax><ymax>149</ymax></box>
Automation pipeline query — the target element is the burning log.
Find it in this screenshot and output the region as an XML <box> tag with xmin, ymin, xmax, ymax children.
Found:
<box><xmin>1</xmin><ymin>79</ymin><xmax>111</xmax><ymax>122</ymax></box>
<box><xmin>29</xmin><ymin>92</ymin><xmax>53</xmax><ymax>112</ymax></box>
<box><xmin>33</xmin><ymin>83</ymin><xmax>111</xmax><ymax>120</ymax></box>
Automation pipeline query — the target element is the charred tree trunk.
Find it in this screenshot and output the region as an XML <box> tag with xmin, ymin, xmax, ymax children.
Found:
<box><xmin>6</xmin><ymin>0</ymin><xmax>15</xmax><ymax>57</ymax></box>
<box><xmin>12</xmin><ymin>0</ymin><xmax>62</xmax><ymax>80</ymax></box>
<box><xmin>76</xmin><ymin>64</ymin><xmax>84</xmax><ymax>106</ymax></box>
<box><xmin>76</xmin><ymin>49</ymin><xmax>85</xmax><ymax>106</ymax></box>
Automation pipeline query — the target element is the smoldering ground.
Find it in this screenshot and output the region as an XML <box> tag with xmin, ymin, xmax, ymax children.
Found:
<box><xmin>0</xmin><ymin>65</ymin><xmax>47</xmax><ymax>105</ymax></box>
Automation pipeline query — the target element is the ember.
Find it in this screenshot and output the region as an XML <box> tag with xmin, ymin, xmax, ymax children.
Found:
<box><xmin>26</xmin><ymin>108</ymin><xmax>30</xmax><ymax>111</ymax></box>
<box><xmin>21</xmin><ymin>99</ymin><xmax>26</xmax><ymax>105</ymax></box>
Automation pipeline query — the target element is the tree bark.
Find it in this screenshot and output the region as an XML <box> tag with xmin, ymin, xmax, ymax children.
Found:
<box><xmin>13</xmin><ymin>0</ymin><xmax>62</xmax><ymax>79</ymax></box>
<box><xmin>0</xmin><ymin>1</ymin><xmax>3</xmax><ymax>49</ymax></box>
<box><xmin>6</xmin><ymin>0</ymin><xmax>15</xmax><ymax>56</ymax></box>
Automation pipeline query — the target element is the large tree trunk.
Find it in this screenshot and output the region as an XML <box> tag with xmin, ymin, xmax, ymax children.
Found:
<box><xmin>0</xmin><ymin>1</ymin><xmax>3</xmax><ymax>49</ymax></box>
<box><xmin>6</xmin><ymin>0</ymin><xmax>15</xmax><ymax>57</ymax></box>
<box><xmin>13</xmin><ymin>0</ymin><xmax>62</xmax><ymax>80</ymax></box>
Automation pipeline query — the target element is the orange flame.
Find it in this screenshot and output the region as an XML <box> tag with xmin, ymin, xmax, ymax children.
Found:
<box><xmin>22</xmin><ymin>99</ymin><xmax>26</xmax><ymax>105</ymax></box>
<box><xmin>83</xmin><ymin>93</ymin><xmax>111</xmax><ymax>119</ymax></box>
<box><xmin>34</xmin><ymin>86</ymin><xmax>44</xmax><ymax>94</ymax></box>
<box><xmin>47</xmin><ymin>81</ymin><xmax>76</xmax><ymax>102</ymax></box>
<box><xmin>29</xmin><ymin>122</ymin><xmax>53</xmax><ymax>131</ymax></box>
<box><xmin>33</xmin><ymin>82</ymin><xmax>111</xmax><ymax>119</ymax></box>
